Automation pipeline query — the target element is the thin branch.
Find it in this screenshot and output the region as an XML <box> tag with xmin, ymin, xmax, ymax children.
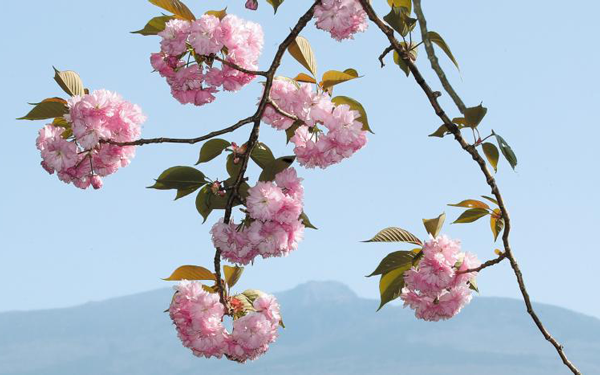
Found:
<box><xmin>213</xmin><ymin>55</ymin><xmax>269</xmax><ymax>77</ymax></box>
<box><xmin>358</xmin><ymin>1</ymin><xmax>581</xmax><ymax>373</ymax></box>
<box><xmin>412</xmin><ymin>2</ymin><xmax>466</xmax><ymax>115</ymax></box>
<box><xmin>378</xmin><ymin>45</ymin><xmax>394</xmax><ymax>68</ymax></box>
<box><xmin>104</xmin><ymin>116</ymin><xmax>254</xmax><ymax>147</ymax></box>
<box><xmin>458</xmin><ymin>253</ymin><xmax>506</xmax><ymax>274</ymax></box>
<box><xmin>213</xmin><ymin>0</ymin><xmax>322</xmax><ymax>311</ymax></box>
<box><xmin>267</xmin><ymin>98</ymin><xmax>300</xmax><ymax>121</ymax></box>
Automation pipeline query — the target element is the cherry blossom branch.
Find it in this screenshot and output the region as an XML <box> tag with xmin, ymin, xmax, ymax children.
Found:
<box><xmin>213</xmin><ymin>55</ymin><xmax>269</xmax><ymax>77</ymax></box>
<box><xmin>411</xmin><ymin>2</ymin><xmax>467</xmax><ymax>115</ymax></box>
<box><xmin>458</xmin><ymin>253</ymin><xmax>506</xmax><ymax>274</ymax></box>
<box><xmin>267</xmin><ymin>98</ymin><xmax>300</xmax><ymax>121</ymax></box>
<box><xmin>358</xmin><ymin>0</ymin><xmax>581</xmax><ymax>373</ymax></box>
<box><xmin>104</xmin><ymin>116</ymin><xmax>254</xmax><ymax>147</ymax></box>
<box><xmin>213</xmin><ymin>0</ymin><xmax>321</xmax><ymax>310</ymax></box>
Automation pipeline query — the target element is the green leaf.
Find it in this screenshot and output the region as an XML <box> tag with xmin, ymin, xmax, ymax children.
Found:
<box><xmin>148</xmin><ymin>0</ymin><xmax>195</xmax><ymax>21</ymax></box>
<box><xmin>464</xmin><ymin>104</ymin><xmax>488</xmax><ymax>128</ymax></box>
<box><xmin>448</xmin><ymin>199</ymin><xmax>490</xmax><ymax>210</ymax></box>
<box><xmin>490</xmin><ymin>208</ymin><xmax>504</xmax><ymax>241</ymax></box>
<box><xmin>492</xmin><ymin>131</ymin><xmax>518</xmax><ymax>170</ymax></box>
<box><xmin>17</xmin><ymin>98</ymin><xmax>68</xmax><ymax>120</ymax></box>
<box><xmin>266</xmin><ymin>0</ymin><xmax>284</xmax><ymax>13</ymax></box>
<box><xmin>469</xmin><ymin>278</ymin><xmax>480</xmax><ymax>293</ymax></box>
<box><xmin>148</xmin><ymin>166</ymin><xmax>208</xmax><ymax>199</ymax></box>
<box><xmin>378</xmin><ymin>265</ymin><xmax>409</xmax><ymax>311</ymax></box>
<box><xmin>251</xmin><ymin>142</ymin><xmax>275</xmax><ymax>169</ymax></box>
<box><xmin>429</xmin><ymin>124</ymin><xmax>451</xmax><ymax>138</ymax></box>
<box><xmin>453</xmin><ymin>208</ymin><xmax>489</xmax><ymax>224</ymax></box>
<box><xmin>163</xmin><ymin>265</ymin><xmax>216</xmax><ymax>281</ymax></box>
<box><xmin>259</xmin><ymin>156</ymin><xmax>295</xmax><ymax>182</ymax></box>
<box><xmin>195</xmin><ymin>186</ymin><xmax>212</xmax><ymax>222</ymax></box>
<box><xmin>241</xmin><ymin>289</ymin><xmax>264</xmax><ymax>304</ymax></box>
<box><xmin>452</xmin><ymin>117</ymin><xmax>468</xmax><ymax>126</ymax></box>
<box><xmin>364</xmin><ymin>227</ymin><xmax>422</xmax><ymax>246</ymax></box>
<box><xmin>205</xmin><ymin>8</ymin><xmax>227</xmax><ymax>20</ymax></box>
<box><xmin>426</xmin><ymin>31</ymin><xmax>460</xmax><ymax>70</ymax></box>
<box><xmin>393</xmin><ymin>50</ymin><xmax>410</xmax><ymax>76</ymax></box>
<box><xmin>300</xmin><ymin>211</ymin><xmax>317</xmax><ymax>230</ymax></box>
<box><xmin>482</xmin><ymin>142</ymin><xmax>500</xmax><ymax>172</ymax></box>
<box><xmin>174</xmin><ymin>187</ymin><xmax>199</xmax><ymax>200</ymax></box>
<box><xmin>481</xmin><ymin>195</ymin><xmax>498</xmax><ymax>205</ymax></box>
<box><xmin>196</xmin><ymin>139</ymin><xmax>231</xmax><ymax>164</ymax></box>
<box><xmin>131</xmin><ymin>15</ymin><xmax>175</xmax><ymax>36</ymax></box>
<box><xmin>293</xmin><ymin>73</ymin><xmax>317</xmax><ymax>84</ymax></box>
<box><xmin>320</xmin><ymin>69</ymin><xmax>360</xmax><ymax>91</ymax></box>
<box><xmin>287</xmin><ymin>36</ymin><xmax>317</xmax><ymax>77</ymax></box>
<box><xmin>285</xmin><ymin>120</ymin><xmax>303</xmax><ymax>144</ymax></box>
<box><xmin>384</xmin><ymin>6</ymin><xmax>417</xmax><ymax>37</ymax></box>
<box><xmin>387</xmin><ymin>0</ymin><xmax>412</xmax><ymax>13</ymax></box>
<box><xmin>368</xmin><ymin>250</ymin><xmax>419</xmax><ymax>277</ymax></box>
<box><xmin>331</xmin><ymin>96</ymin><xmax>373</xmax><ymax>133</ymax></box>
<box><xmin>53</xmin><ymin>67</ymin><xmax>85</xmax><ymax>97</ymax></box>
<box><xmin>223</xmin><ymin>265</ymin><xmax>244</xmax><ymax>288</ymax></box>
<box><xmin>422</xmin><ymin>212</ymin><xmax>446</xmax><ymax>238</ymax></box>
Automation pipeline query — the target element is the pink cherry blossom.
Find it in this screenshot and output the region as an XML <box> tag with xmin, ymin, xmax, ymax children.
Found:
<box><xmin>35</xmin><ymin>90</ymin><xmax>145</xmax><ymax>189</ymax></box>
<box><xmin>169</xmin><ymin>282</ymin><xmax>282</xmax><ymax>362</ymax></box>
<box><xmin>262</xmin><ymin>79</ymin><xmax>368</xmax><ymax>169</ymax></box>
<box><xmin>152</xmin><ymin>13</ymin><xmax>264</xmax><ymax>106</ymax></box>
<box><xmin>189</xmin><ymin>15</ymin><xmax>223</xmax><ymax>56</ymax></box>
<box><xmin>211</xmin><ymin>219</ymin><xmax>258</xmax><ymax>265</ymax></box>
<box><xmin>400</xmin><ymin>235</ymin><xmax>480</xmax><ymax>321</ymax></box>
<box><xmin>245</xmin><ymin>0</ymin><xmax>258</xmax><ymax>10</ymax></box>
<box><xmin>211</xmin><ymin>168</ymin><xmax>306</xmax><ymax>265</ymax></box>
<box><xmin>246</xmin><ymin>181</ymin><xmax>286</xmax><ymax>222</ymax></box>
<box><xmin>313</xmin><ymin>0</ymin><xmax>368</xmax><ymax>41</ymax></box>
<box><xmin>159</xmin><ymin>19</ymin><xmax>192</xmax><ymax>56</ymax></box>
<box><xmin>169</xmin><ymin>281</ymin><xmax>228</xmax><ymax>358</ymax></box>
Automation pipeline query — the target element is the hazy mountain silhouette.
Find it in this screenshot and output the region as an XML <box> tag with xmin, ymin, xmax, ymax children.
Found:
<box><xmin>0</xmin><ymin>281</ymin><xmax>598</xmax><ymax>375</ymax></box>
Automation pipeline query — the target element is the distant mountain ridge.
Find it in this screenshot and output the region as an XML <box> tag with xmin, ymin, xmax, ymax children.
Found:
<box><xmin>0</xmin><ymin>281</ymin><xmax>598</xmax><ymax>375</ymax></box>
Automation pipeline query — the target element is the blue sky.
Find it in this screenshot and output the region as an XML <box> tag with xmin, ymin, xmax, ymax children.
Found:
<box><xmin>1</xmin><ymin>0</ymin><xmax>599</xmax><ymax>320</ymax></box>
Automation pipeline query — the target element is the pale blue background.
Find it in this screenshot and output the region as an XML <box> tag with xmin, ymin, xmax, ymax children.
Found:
<box><xmin>1</xmin><ymin>0</ymin><xmax>598</xmax><ymax>319</ymax></box>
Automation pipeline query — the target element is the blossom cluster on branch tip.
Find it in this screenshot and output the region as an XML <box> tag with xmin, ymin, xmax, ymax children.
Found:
<box><xmin>313</xmin><ymin>0</ymin><xmax>368</xmax><ymax>41</ymax></box>
<box><xmin>36</xmin><ymin>90</ymin><xmax>145</xmax><ymax>189</ymax></box>
<box><xmin>151</xmin><ymin>14</ymin><xmax>263</xmax><ymax>106</ymax></box>
<box><xmin>401</xmin><ymin>235</ymin><xmax>480</xmax><ymax>321</ymax></box>
<box><xmin>169</xmin><ymin>281</ymin><xmax>281</xmax><ymax>362</ymax></box>
<box><xmin>262</xmin><ymin>79</ymin><xmax>368</xmax><ymax>168</ymax></box>
<box><xmin>211</xmin><ymin>168</ymin><xmax>305</xmax><ymax>264</ymax></box>
<box><xmin>244</xmin><ymin>0</ymin><xmax>367</xmax><ymax>41</ymax></box>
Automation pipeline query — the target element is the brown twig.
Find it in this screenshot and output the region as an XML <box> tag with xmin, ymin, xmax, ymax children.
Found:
<box><xmin>358</xmin><ymin>0</ymin><xmax>581</xmax><ymax>373</ymax></box>
<box><xmin>378</xmin><ymin>45</ymin><xmax>394</xmax><ymax>68</ymax></box>
<box><xmin>213</xmin><ymin>55</ymin><xmax>269</xmax><ymax>77</ymax></box>
<box><xmin>458</xmin><ymin>253</ymin><xmax>506</xmax><ymax>274</ymax></box>
<box><xmin>213</xmin><ymin>0</ymin><xmax>321</xmax><ymax>310</ymax></box>
<box><xmin>267</xmin><ymin>98</ymin><xmax>300</xmax><ymax>121</ymax></box>
<box><xmin>105</xmin><ymin>116</ymin><xmax>254</xmax><ymax>147</ymax></box>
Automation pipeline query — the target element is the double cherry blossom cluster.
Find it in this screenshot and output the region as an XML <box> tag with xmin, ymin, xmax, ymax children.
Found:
<box><xmin>36</xmin><ymin>90</ymin><xmax>145</xmax><ymax>189</ymax></box>
<box><xmin>262</xmin><ymin>79</ymin><xmax>368</xmax><ymax>168</ymax></box>
<box><xmin>211</xmin><ymin>168</ymin><xmax>305</xmax><ymax>264</ymax></box>
<box><xmin>151</xmin><ymin>14</ymin><xmax>263</xmax><ymax>106</ymax></box>
<box><xmin>169</xmin><ymin>281</ymin><xmax>281</xmax><ymax>362</ymax></box>
<box><xmin>245</xmin><ymin>0</ymin><xmax>368</xmax><ymax>41</ymax></box>
<box><xmin>313</xmin><ymin>0</ymin><xmax>368</xmax><ymax>41</ymax></box>
<box><xmin>400</xmin><ymin>235</ymin><xmax>481</xmax><ymax>321</ymax></box>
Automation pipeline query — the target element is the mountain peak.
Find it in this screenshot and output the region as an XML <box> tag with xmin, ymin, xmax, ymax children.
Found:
<box><xmin>279</xmin><ymin>280</ymin><xmax>357</xmax><ymax>305</ymax></box>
